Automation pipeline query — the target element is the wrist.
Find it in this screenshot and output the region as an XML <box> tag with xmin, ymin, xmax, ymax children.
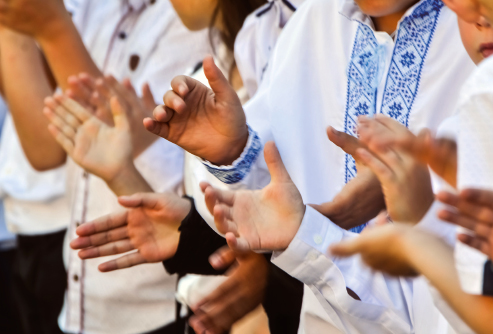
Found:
<box><xmin>210</xmin><ymin>126</ymin><xmax>249</xmax><ymax>166</ymax></box>
<box><xmin>36</xmin><ymin>14</ymin><xmax>76</xmax><ymax>47</ymax></box>
<box><xmin>106</xmin><ymin>162</ymin><xmax>152</xmax><ymax>196</ymax></box>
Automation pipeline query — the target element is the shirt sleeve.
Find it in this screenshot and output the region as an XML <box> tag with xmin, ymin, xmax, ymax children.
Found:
<box><xmin>270</xmin><ymin>206</ymin><xmax>413</xmax><ymax>333</ymax></box>
<box><xmin>200</xmin><ymin>125</ymin><xmax>262</xmax><ymax>184</ymax></box>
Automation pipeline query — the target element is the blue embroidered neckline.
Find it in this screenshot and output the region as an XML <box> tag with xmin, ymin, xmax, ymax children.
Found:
<box><xmin>344</xmin><ymin>0</ymin><xmax>444</xmax><ymax>233</ymax></box>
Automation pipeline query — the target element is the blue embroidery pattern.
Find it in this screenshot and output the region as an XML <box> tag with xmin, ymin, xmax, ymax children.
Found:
<box><xmin>344</xmin><ymin>0</ymin><xmax>444</xmax><ymax>233</ymax></box>
<box><xmin>203</xmin><ymin>126</ymin><xmax>262</xmax><ymax>184</ymax></box>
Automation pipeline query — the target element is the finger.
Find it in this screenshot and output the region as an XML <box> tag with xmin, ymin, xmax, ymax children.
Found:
<box><xmin>327</xmin><ymin>127</ymin><xmax>363</xmax><ymax>156</ymax></box>
<box><xmin>47</xmin><ymin>123</ymin><xmax>75</xmax><ymax>155</ymax></box>
<box><xmin>118</xmin><ymin>192</ymin><xmax>160</xmax><ymax>209</ymax></box>
<box><xmin>163</xmin><ymin>90</ymin><xmax>186</xmax><ymax>114</ymax></box>
<box><xmin>152</xmin><ymin>105</ymin><xmax>174</xmax><ymax>123</ymax></box>
<box><xmin>438</xmin><ymin>209</ymin><xmax>479</xmax><ymax>231</ymax></box>
<box><xmin>436</xmin><ymin>191</ymin><xmax>460</xmax><ymax>207</ymax></box>
<box><xmin>204</xmin><ymin>186</ymin><xmax>236</xmax><ymax>212</ymax></box>
<box><xmin>122</xmin><ymin>78</ymin><xmax>137</xmax><ymax>96</ymax></box>
<box><xmin>458</xmin><ymin>234</ymin><xmax>491</xmax><ymax>256</ymax></box>
<box><xmin>456</xmin><ymin>200</ymin><xmax>493</xmax><ymax>226</ymax></box>
<box><xmin>141</xmin><ymin>83</ymin><xmax>157</xmax><ymax>110</ymax></box>
<box><xmin>209</xmin><ymin>246</ymin><xmax>236</xmax><ymax>270</ymax></box>
<box><xmin>169</xmin><ymin>75</ymin><xmax>193</xmax><ymax>98</ymax></box>
<box><xmin>78</xmin><ymin>73</ymin><xmax>97</xmax><ymax>91</ymax></box>
<box><xmin>214</xmin><ymin>205</ymin><xmax>237</xmax><ymax>235</ymax></box>
<box><xmin>226</xmin><ymin>233</ymin><xmax>251</xmax><ymax>253</ymax></box>
<box><xmin>264</xmin><ymin>141</ymin><xmax>292</xmax><ymax>183</ymax></box>
<box><xmin>356</xmin><ymin>148</ymin><xmax>395</xmax><ymax>183</ymax></box>
<box><xmin>95</xmin><ymin>76</ymin><xmax>113</xmax><ymax>100</ymax></box>
<box><xmin>329</xmin><ymin>238</ymin><xmax>362</xmax><ymax>257</ymax></box>
<box><xmin>461</xmin><ymin>188</ymin><xmax>493</xmax><ymax>207</ymax></box>
<box><xmin>67</xmin><ymin>75</ymin><xmax>92</xmax><ymax>104</ymax></box>
<box><xmin>56</xmin><ymin>95</ymin><xmax>92</xmax><ymax>123</ymax></box>
<box><xmin>70</xmin><ymin>226</ymin><xmax>129</xmax><ymax>250</ymax></box>
<box><xmin>144</xmin><ymin>118</ymin><xmax>169</xmax><ymax>139</ymax></box>
<box><xmin>110</xmin><ymin>96</ymin><xmax>130</xmax><ymax>130</ymax></box>
<box><xmin>98</xmin><ymin>251</ymin><xmax>147</xmax><ymax>272</ymax></box>
<box><xmin>44</xmin><ymin>102</ymin><xmax>78</xmax><ymax>140</ymax></box>
<box><xmin>76</xmin><ymin>211</ymin><xmax>129</xmax><ymax>237</ymax></box>
<box><xmin>78</xmin><ymin>239</ymin><xmax>135</xmax><ymax>259</ymax></box>
<box><xmin>203</xmin><ymin>56</ymin><xmax>238</xmax><ymax>105</ymax></box>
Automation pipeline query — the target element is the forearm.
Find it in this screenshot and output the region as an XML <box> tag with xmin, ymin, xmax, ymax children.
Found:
<box><xmin>106</xmin><ymin>163</ymin><xmax>153</xmax><ymax>196</ymax></box>
<box><xmin>404</xmin><ymin>230</ymin><xmax>493</xmax><ymax>334</ymax></box>
<box><xmin>0</xmin><ymin>29</ymin><xmax>66</xmax><ymax>170</ymax></box>
<box><xmin>37</xmin><ymin>16</ymin><xmax>101</xmax><ymax>90</ymax></box>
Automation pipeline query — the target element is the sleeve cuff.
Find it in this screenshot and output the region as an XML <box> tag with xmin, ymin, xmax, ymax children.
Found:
<box><xmin>201</xmin><ymin>125</ymin><xmax>262</xmax><ymax>184</ymax></box>
<box><xmin>271</xmin><ymin>206</ymin><xmax>345</xmax><ymax>284</ymax></box>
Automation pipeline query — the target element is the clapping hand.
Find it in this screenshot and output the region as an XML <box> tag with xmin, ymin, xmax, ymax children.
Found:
<box><xmin>144</xmin><ymin>56</ymin><xmax>249</xmax><ymax>166</ymax></box>
<box><xmin>202</xmin><ymin>142</ymin><xmax>305</xmax><ymax>252</ymax></box>
<box><xmin>70</xmin><ymin>192</ymin><xmax>191</xmax><ymax>272</ymax></box>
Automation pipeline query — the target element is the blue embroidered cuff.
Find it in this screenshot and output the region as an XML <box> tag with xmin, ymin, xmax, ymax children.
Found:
<box><xmin>201</xmin><ymin>125</ymin><xmax>262</xmax><ymax>184</ymax></box>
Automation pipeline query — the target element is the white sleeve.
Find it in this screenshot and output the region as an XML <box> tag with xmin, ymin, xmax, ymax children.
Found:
<box><xmin>271</xmin><ymin>206</ymin><xmax>413</xmax><ymax>333</ymax></box>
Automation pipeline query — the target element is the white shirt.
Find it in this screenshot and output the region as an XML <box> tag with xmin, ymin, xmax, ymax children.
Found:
<box><xmin>0</xmin><ymin>113</ymin><xmax>70</xmax><ymax>236</ymax></box>
<box><xmin>60</xmin><ymin>1</ymin><xmax>210</xmax><ymax>333</ymax></box>
<box><xmin>198</xmin><ymin>0</ymin><xmax>475</xmax><ymax>332</ymax></box>
<box><xmin>454</xmin><ymin>56</ymin><xmax>493</xmax><ymax>295</ymax></box>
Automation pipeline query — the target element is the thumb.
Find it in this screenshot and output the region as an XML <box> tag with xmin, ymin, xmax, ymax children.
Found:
<box><xmin>110</xmin><ymin>96</ymin><xmax>130</xmax><ymax>130</ymax></box>
<box><xmin>118</xmin><ymin>192</ymin><xmax>159</xmax><ymax>209</ymax></box>
<box><xmin>141</xmin><ymin>83</ymin><xmax>157</xmax><ymax>111</ymax></box>
<box><xmin>203</xmin><ymin>56</ymin><xmax>238</xmax><ymax>104</ymax></box>
<box><xmin>264</xmin><ymin>141</ymin><xmax>292</xmax><ymax>183</ymax></box>
<box><xmin>327</xmin><ymin>127</ymin><xmax>362</xmax><ymax>156</ymax></box>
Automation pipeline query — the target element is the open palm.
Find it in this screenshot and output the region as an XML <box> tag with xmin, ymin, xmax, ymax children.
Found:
<box><xmin>202</xmin><ymin>142</ymin><xmax>305</xmax><ymax>252</ymax></box>
<box><xmin>70</xmin><ymin>192</ymin><xmax>191</xmax><ymax>272</ymax></box>
<box><xmin>44</xmin><ymin>94</ymin><xmax>133</xmax><ymax>182</ymax></box>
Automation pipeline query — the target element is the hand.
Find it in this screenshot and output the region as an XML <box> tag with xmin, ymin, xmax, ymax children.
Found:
<box><xmin>0</xmin><ymin>0</ymin><xmax>71</xmax><ymax>40</ymax></box>
<box><xmin>356</xmin><ymin>116</ymin><xmax>434</xmax><ymax>224</ymax></box>
<box><xmin>202</xmin><ymin>141</ymin><xmax>305</xmax><ymax>252</ymax></box>
<box><xmin>330</xmin><ymin>224</ymin><xmax>419</xmax><ymax>277</ymax></box>
<box><xmin>357</xmin><ymin>114</ymin><xmax>457</xmax><ymax>187</ymax></box>
<box><xmin>144</xmin><ymin>56</ymin><xmax>248</xmax><ymax>165</ymax></box>
<box><xmin>43</xmin><ymin>93</ymin><xmax>134</xmax><ymax>184</ymax></box>
<box><xmin>313</xmin><ymin>127</ymin><xmax>385</xmax><ymax>230</ymax></box>
<box><xmin>438</xmin><ymin>189</ymin><xmax>493</xmax><ymax>259</ymax></box>
<box><xmin>70</xmin><ymin>192</ymin><xmax>191</xmax><ymax>272</ymax></box>
<box><xmin>189</xmin><ymin>250</ymin><xmax>269</xmax><ymax>334</ymax></box>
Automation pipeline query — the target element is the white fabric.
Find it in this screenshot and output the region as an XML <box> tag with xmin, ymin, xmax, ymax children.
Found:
<box><xmin>0</xmin><ymin>114</ymin><xmax>70</xmax><ymax>235</ymax></box>
<box><xmin>59</xmin><ymin>1</ymin><xmax>210</xmax><ymax>333</ymax></box>
<box><xmin>454</xmin><ymin>56</ymin><xmax>493</xmax><ymax>295</ymax></box>
<box><xmin>199</xmin><ymin>0</ymin><xmax>475</xmax><ymax>332</ymax></box>
<box><xmin>235</xmin><ymin>0</ymin><xmax>304</xmax><ymax>97</ymax></box>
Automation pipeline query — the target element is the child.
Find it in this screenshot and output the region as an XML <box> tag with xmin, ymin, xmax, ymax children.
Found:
<box><xmin>150</xmin><ymin>0</ymin><xmax>477</xmax><ymax>332</ymax></box>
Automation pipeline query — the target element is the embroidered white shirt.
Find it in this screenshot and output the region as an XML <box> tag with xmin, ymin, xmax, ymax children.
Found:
<box><xmin>59</xmin><ymin>1</ymin><xmax>210</xmax><ymax>333</ymax></box>
<box><xmin>199</xmin><ymin>0</ymin><xmax>475</xmax><ymax>332</ymax></box>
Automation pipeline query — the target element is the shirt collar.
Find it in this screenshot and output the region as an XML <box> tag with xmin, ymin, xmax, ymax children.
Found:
<box><xmin>339</xmin><ymin>0</ymin><xmax>431</xmax><ymax>30</ymax></box>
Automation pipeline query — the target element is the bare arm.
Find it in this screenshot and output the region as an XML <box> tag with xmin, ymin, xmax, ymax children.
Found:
<box><xmin>0</xmin><ymin>29</ymin><xmax>66</xmax><ymax>170</ymax></box>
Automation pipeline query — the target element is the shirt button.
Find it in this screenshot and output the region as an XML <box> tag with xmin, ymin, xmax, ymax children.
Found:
<box><xmin>307</xmin><ymin>250</ymin><xmax>318</xmax><ymax>262</ymax></box>
<box><xmin>73</xmin><ymin>274</ymin><xmax>79</xmax><ymax>282</ymax></box>
<box><xmin>313</xmin><ymin>235</ymin><xmax>323</xmax><ymax>245</ymax></box>
<box><xmin>75</xmin><ymin>221</ymin><xmax>81</xmax><ymax>227</ymax></box>
<box><xmin>129</xmin><ymin>54</ymin><xmax>140</xmax><ymax>71</ymax></box>
<box><xmin>118</xmin><ymin>31</ymin><xmax>127</xmax><ymax>40</ymax></box>
<box><xmin>149</xmin><ymin>0</ymin><xmax>156</xmax><ymax>4</ymax></box>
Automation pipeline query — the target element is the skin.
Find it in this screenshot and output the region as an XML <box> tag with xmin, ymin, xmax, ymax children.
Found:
<box><xmin>70</xmin><ymin>192</ymin><xmax>191</xmax><ymax>272</ymax></box>
<box><xmin>443</xmin><ymin>0</ymin><xmax>493</xmax><ymax>24</ymax></box>
<box><xmin>170</xmin><ymin>0</ymin><xmax>218</xmax><ymax>31</ymax></box>
<box><xmin>43</xmin><ymin>94</ymin><xmax>152</xmax><ymax>196</ymax></box>
<box><xmin>202</xmin><ymin>141</ymin><xmax>306</xmax><ymax>253</ymax></box>
<box><xmin>356</xmin><ymin>115</ymin><xmax>435</xmax><ymax>224</ymax></box>
<box><xmin>458</xmin><ymin>15</ymin><xmax>493</xmax><ymax>64</ymax></box>
<box><xmin>330</xmin><ymin>224</ymin><xmax>493</xmax><ymax>334</ymax></box>
<box><xmin>438</xmin><ymin>189</ymin><xmax>493</xmax><ymax>260</ymax></box>
<box><xmin>355</xmin><ymin>0</ymin><xmax>419</xmax><ymax>34</ymax></box>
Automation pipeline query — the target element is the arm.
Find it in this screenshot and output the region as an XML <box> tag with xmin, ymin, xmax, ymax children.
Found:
<box><xmin>0</xmin><ymin>30</ymin><xmax>66</xmax><ymax>170</ymax></box>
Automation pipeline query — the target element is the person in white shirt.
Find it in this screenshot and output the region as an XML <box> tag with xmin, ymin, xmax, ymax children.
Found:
<box><xmin>0</xmin><ymin>0</ymin><xmax>209</xmax><ymax>333</ymax></box>
<box><xmin>145</xmin><ymin>0</ymin><xmax>477</xmax><ymax>332</ymax></box>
